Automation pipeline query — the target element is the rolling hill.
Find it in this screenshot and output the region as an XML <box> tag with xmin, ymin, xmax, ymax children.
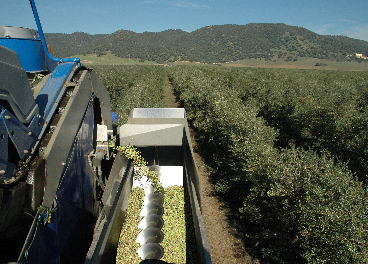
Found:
<box><xmin>45</xmin><ymin>23</ymin><xmax>368</xmax><ymax>64</ymax></box>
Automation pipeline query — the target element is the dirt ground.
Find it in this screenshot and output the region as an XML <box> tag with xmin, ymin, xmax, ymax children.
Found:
<box><xmin>163</xmin><ymin>74</ymin><xmax>257</xmax><ymax>264</ymax></box>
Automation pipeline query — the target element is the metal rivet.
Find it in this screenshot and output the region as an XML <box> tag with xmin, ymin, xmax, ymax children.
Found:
<box><xmin>4</xmin><ymin>115</ymin><xmax>10</xmax><ymax>119</ymax></box>
<box><xmin>24</xmin><ymin>150</ymin><xmax>28</xmax><ymax>154</ymax></box>
<box><xmin>0</xmin><ymin>170</ymin><xmax>5</xmax><ymax>174</ymax></box>
<box><xmin>61</xmin><ymin>162</ymin><xmax>66</xmax><ymax>166</ymax></box>
<box><xmin>28</xmin><ymin>131</ymin><xmax>32</xmax><ymax>136</ymax></box>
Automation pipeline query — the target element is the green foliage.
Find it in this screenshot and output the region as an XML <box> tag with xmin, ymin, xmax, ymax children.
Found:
<box><xmin>116</xmin><ymin>186</ymin><xmax>145</xmax><ymax>263</ymax></box>
<box><xmin>160</xmin><ymin>186</ymin><xmax>187</xmax><ymax>263</ymax></box>
<box><xmin>93</xmin><ymin>65</ymin><xmax>165</xmax><ymax>124</ymax></box>
<box><xmin>242</xmin><ymin>148</ymin><xmax>368</xmax><ymax>263</ymax></box>
<box><xmin>234</xmin><ymin>68</ymin><xmax>368</xmax><ymax>182</ymax></box>
<box><xmin>115</xmin><ymin>149</ymin><xmax>187</xmax><ymax>262</ymax></box>
<box><xmin>116</xmin><ymin>186</ymin><xmax>192</xmax><ymax>263</ymax></box>
<box><xmin>115</xmin><ymin>145</ymin><xmax>162</xmax><ymax>193</ymax></box>
<box><xmin>37</xmin><ymin>205</ymin><xmax>57</xmax><ymax>225</ymax></box>
<box><xmin>167</xmin><ymin>66</ymin><xmax>277</xmax><ymax>186</ymax></box>
<box><xmin>167</xmin><ymin>65</ymin><xmax>368</xmax><ymax>263</ymax></box>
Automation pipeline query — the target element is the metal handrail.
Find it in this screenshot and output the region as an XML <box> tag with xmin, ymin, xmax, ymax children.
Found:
<box><xmin>29</xmin><ymin>0</ymin><xmax>80</xmax><ymax>63</ymax></box>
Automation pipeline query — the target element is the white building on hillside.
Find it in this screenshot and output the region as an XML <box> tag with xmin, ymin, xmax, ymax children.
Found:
<box><xmin>356</xmin><ymin>53</ymin><xmax>368</xmax><ymax>59</ymax></box>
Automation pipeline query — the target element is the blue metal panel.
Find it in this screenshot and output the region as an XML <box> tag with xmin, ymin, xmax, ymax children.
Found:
<box><xmin>35</xmin><ymin>62</ymin><xmax>77</xmax><ymax>118</ymax></box>
<box><xmin>112</xmin><ymin>111</ymin><xmax>119</xmax><ymax>125</ymax></box>
<box><xmin>29</xmin><ymin>62</ymin><xmax>79</xmax><ymax>160</ymax></box>
<box><xmin>0</xmin><ymin>38</ymin><xmax>46</xmax><ymax>72</ymax></box>
<box><xmin>26</xmin><ymin>101</ymin><xmax>97</xmax><ymax>263</ymax></box>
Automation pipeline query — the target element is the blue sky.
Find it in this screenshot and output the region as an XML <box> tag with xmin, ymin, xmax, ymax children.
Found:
<box><xmin>1</xmin><ymin>0</ymin><xmax>368</xmax><ymax>41</ymax></box>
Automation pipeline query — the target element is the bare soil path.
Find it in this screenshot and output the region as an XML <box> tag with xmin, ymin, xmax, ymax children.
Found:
<box><xmin>163</xmin><ymin>73</ymin><xmax>256</xmax><ymax>264</ymax></box>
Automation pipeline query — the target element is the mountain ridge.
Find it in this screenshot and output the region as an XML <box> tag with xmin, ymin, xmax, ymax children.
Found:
<box><xmin>45</xmin><ymin>23</ymin><xmax>368</xmax><ymax>64</ymax></box>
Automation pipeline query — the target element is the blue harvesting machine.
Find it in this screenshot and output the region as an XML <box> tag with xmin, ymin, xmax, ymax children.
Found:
<box><xmin>0</xmin><ymin>1</ymin><xmax>212</xmax><ymax>263</ymax></box>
